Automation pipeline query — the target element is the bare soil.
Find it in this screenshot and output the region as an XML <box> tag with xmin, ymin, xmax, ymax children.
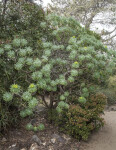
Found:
<box><xmin>0</xmin><ymin>112</ymin><xmax>80</xmax><ymax>150</ymax></box>
<box><xmin>0</xmin><ymin>110</ymin><xmax>116</xmax><ymax>150</ymax></box>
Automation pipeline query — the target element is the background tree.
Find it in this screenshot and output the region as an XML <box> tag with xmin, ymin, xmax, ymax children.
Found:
<box><xmin>50</xmin><ymin>0</ymin><xmax>116</xmax><ymax>49</ymax></box>
<box><xmin>0</xmin><ymin>0</ymin><xmax>44</xmax><ymax>44</ymax></box>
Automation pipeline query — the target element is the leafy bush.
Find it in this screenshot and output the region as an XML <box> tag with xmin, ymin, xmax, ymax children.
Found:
<box><xmin>56</xmin><ymin>93</ymin><xmax>107</xmax><ymax>140</ymax></box>
<box><xmin>26</xmin><ymin>123</ymin><xmax>45</xmax><ymax>131</ymax></box>
<box><xmin>0</xmin><ymin>1</ymin><xmax>46</xmax><ymax>131</ymax></box>
<box><xmin>102</xmin><ymin>89</ymin><xmax>116</xmax><ymax>105</ymax></box>
<box><xmin>108</xmin><ymin>76</ymin><xmax>116</xmax><ymax>89</ymax></box>
<box><xmin>0</xmin><ymin>104</ymin><xmax>20</xmax><ymax>132</ymax></box>
<box><xmin>0</xmin><ymin>13</ymin><xmax>116</xmax><ymax>133</ymax></box>
<box><xmin>0</xmin><ymin>39</ymin><xmax>39</xmax><ymax>131</ymax></box>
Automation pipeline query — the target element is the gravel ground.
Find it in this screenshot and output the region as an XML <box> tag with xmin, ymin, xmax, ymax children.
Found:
<box><xmin>80</xmin><ymin>111</ymin><xmax>116</xmax><ymax>150</ymax></box>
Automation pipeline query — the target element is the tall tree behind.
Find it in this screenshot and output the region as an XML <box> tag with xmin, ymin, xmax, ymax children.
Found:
<box><xmin>50</xmin><ymin>0</ymin><xmax>116</xmax><ymax>49</ymax></box>
<box><xmin>0</xmin><ymin>0</ymin><xmax>44</xmax><ymax>44</ymax></box>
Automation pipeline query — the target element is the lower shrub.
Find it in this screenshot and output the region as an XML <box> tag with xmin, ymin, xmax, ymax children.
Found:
<box><xmin>100</xmin><ymin>89</ymin><xmax>116</xmax><ymax>105</ymax></box>
<box><xmin>52</xmin><ymin>93</ymin><xmax>107</xmax><ymax>140</ymax></box>
<box><xmin>102</xmin><ymin>75</ymin><xmax>116</xmax><ymax>105</ymax></box>
<box><xmin>0</xmin><ymin>103</ymin><xmax>20</xmax><ymax>132</ymax></box>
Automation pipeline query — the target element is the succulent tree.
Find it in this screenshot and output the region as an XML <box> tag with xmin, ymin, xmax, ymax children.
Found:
<box><xmin>1</xmin><ymin>14</ymin><xmax>116</xmax><ymax>119</ymax></box>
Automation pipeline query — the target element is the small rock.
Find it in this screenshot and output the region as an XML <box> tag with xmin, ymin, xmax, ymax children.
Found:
<box><xmin>35</xmin><ymin>105</ymin><xmax>46</xmax><ymax>114</ymax></box>
<box><xmin>42</xmin><ymin>142</ymin><xmax>46</xmax><ymax>146</ymax></box>
<box><xmin>52</xmin><ymin>134</ymin><xmax>60</xmax><ymax>139</ymax></box>
<box><xmin>109</xmin><ymin>106</ymin><xmax>116</xmax><ymax>111</ymax></box>
<box><xmin>51</xmin><ymin>138</ymin><xmax>56</xmax><ymax>143</ymax></box>
<box><xmin>17</xmin><ymin>132</ymin><xmax>22</xmax><ymax>136</ymax></box>
<box><xmin>31</xmin><ymin>135</ymin><xmax>42</xmax><ymax>145</ymax></box>
<box><xmin>8</xmin><ymin>143</ymin><xmax>19</xmax><ymax>150</ymax></box>
<box><xmin>9</xmin><ymin>144</ymin><xmax>17</xmax><ymax>147</ymax></box>
<box><xmin>30</xmin><ymin>119</ymin><xmax>38</xmax><ymax>125</ymax></box>
<box><xmin>29</xmin><ymin>143</ymin><xmax>39</xmax><ymax>150</ymax></box>
<box><xmin>49</xmin><ymin>146</ymin><xmax>54</xmax><ymax>150</ymax></box>
<box><xmin>20</xmin><ymin>148</ymin><xmax>27</xmax><ymax>150</ymax></box>
<box><xmin>9</xmin><ymin>148</ymin><xmax>19</xmax><ymax>150</ymax></box>
<box><xmin>1</xmin><ymin>137</ymin><xmax>7</xmax><ymax>143</ymax></box>
<box><xmin>51</xmin><ymin>134</ymin><xmax>66</xmax><ymax>143</ymax></box>
<box><xmin>111</xmin><ymin>107</ymin><xmax>116</xmax><ymax>111</ymax></box>
<box><xmin>63</xmin><ymin>134</ymin><xmax>71</xmax><ymax>141</ymax></box>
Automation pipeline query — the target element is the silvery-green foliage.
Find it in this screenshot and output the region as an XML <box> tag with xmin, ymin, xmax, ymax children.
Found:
<box><xmin>22</xmin><ymin>92</ymin><xmax>32</xmax><ymax>101</ymax></box>
<box><xmin>38</xmin><ymin>123</ymin><xmax>45</xmax><ymax>131</ymax></box>
<box><xmin>28</xmin><ymin>98</ymin><xmax>38</xmax><ymax>108</ymax></box>
<box><xmin>64</xmin><ymin>91</ymin><xmax>69</xmax><ymax>97</ymax></box>
<box><xmin>68</xmin><ymin>76</ymin><xmax>75</xmax><ymax>82</ymax></box>
<box><xmin>28</xmin><ymin>84</ymin><xmax>37</xmax><ymax>93</ymax></box>
<box><xmin>25</xmin><ymin>108</ymin><xmax>33</xmax><ymax>116</ymax></box>
<box><xmin>42</xmin><ymin>55</ymin><xmax>48</xmax><ymax>63</ymax></box>
<box><xmin>7</xmin><ymin>51</ymin><xmax>15</xmax><ymax>58</ymax></box>
<box><xmin>26</xmin><ymin>47</ymin><xmax>32</xmax><ymax>54</ymax></box>
<box><xmin>43</xmin><ymin>42</ymin><xmax>52</xmax><ymax>48</ymax></box>
<box><xmin>20</xmin><ymin>110</ymin><xmax>27</xmax><ymax>118</ymax></box>
<box><xmin>78</xmin><ymin>55</ymin><xmax>85</xmax><ymax>62</ymax></box>
<box><xmin>37</xmin><ymin>80</ymin><xmax>47</xmax><ymax>89</ymax></box>
<box><xmin>51</xmin><ymin>80</ymin><xmax>57</xmax><ymax>87</ymax></box>
<box><xmin>71</xmin><ymin>70</ymin><xmax>78</xmax><ymax>77</ymax></box>
<box><xmin>20</xmin><ymin>108</ymin><xmax>33</xmax><ymax>118</ymax></box>
<box><xmin>72</xmin><ymin>62</ymin><xmax>79</xmax><ymax>68</ymax></box>
<box><xmin>60</xmin><ymin>95</ymin><xmax>66</xmax><ymax>101</ymax></box>
<box><xmin>20</xmin><ymin>39</ymin><xmax>28</xmax><ymax>47</ymax></box>
<box><xmin>10</xmin><ymin>84</ymin><xmax>21</xmax><ymax>94</ymax></box>
<box><xmin>44</xmin><ymin>50</ymin><xmax>51</xmax><ymax>56</ymax></box>
<box><xmin>0</xmin><ymin>48</ymin><xmax>4</xmax><ymax>54</ymax></box>
<box><xmin>1</xmin><ymin>14</ymin><xmax>116</xmax><ymax>117</ymax></box>
<box><xmin>33</xmin><ymin>58</ymin><xmax>42</xmax><ymax>68</ymax></box>
<box><xmin>78</xmin><ymin>97</ymin><xmax>87</xmax><ymax>104</ymax></box>
<box><xmin>58</xmin><ymin>101</ymin><xmax>66</xmax><ymax>108</ymax></box>
<box><xmin>26</xmin><ymin>58</ymin><xmax>33</xmax><ymax>65</ymax></box>
<box><xmin>12</xmin><ymin>39</ymin><xmax>21</xmax><ymax>47</ymax></box>
<box><xmin>19</xmin><ymin>49</ymin><xmax>27</xmax><ymax>57</ymax></box>
<box><xmin>15</xmin><ymin>63</ymin><xmax>23</xmax><ymax>70</ymax></box>
<box><xmin>18</xmin><ymin>57</ymin><xmax>25</xmax><ymax>64</ymax></box>
<box><xmin>3</xmin><ymin>92</ymin><xmax>13</xmax><ymax>102</ymax></box>
<box><xmin>56</xmin><ymin>106</ymin><xmax>62</xmax><ymax>113</ymax></box>
<box><xmin>32</xmin><ymin>71</ymin><xmax>43</xmax><ymax>80</ymax></box>
<box><xmin>40</xmin><ymin>22</ymin><xmax>47</xmax><ymax>28</ymax></box>
<box><xmin>4</xmin><ymin>44</ymin><xmax>12</xmax><ymax>51</ymax></box>
<box><xmin>58</xmin><ymin>101</ymin><xmax>69</xmax><ymax>110</ymax></box>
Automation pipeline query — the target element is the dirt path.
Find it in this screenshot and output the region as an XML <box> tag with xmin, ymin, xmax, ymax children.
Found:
<box><xmin>80</xmin><ymin>111</ymin><xmax>116</xmax><ymax>150</ymax></box>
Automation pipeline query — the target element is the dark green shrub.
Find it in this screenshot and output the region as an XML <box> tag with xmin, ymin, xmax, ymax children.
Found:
<box><xmin>0</xmin><ymin>1</ymin><xmax>45</xmax><ymax>46</ymax></box>
<box><xmin>108</xmin><ymin>76</ymin><xmax>116</xmax><ymax>89</ymax></box>
<box><xmin>0</xmin><ymin>1</ymin><xmax>46</xmax><ymax>131</ymax></box>
<box><xmin>56</xmin><ymin>93</ymin><xmax>107</xmax><ymax>140</ymax></box>
<box><xmin>0</xmin><ymin>103</ymin><xmax>20</xmax><ymax>132</ymax></box>
<box><xmin>99</xmin><ymin>89</ymin><xmax>116</xmax><ymax>105</ymax></box>
<box><xmin>100</xmin><ymin>76</ymin><xmax>116</xmax><ymax>105</ymax></box>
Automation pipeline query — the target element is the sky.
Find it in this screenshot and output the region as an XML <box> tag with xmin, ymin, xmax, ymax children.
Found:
<box><xmin>43</xmin><ymin>0</ymin><xmax>51</xmax><ymax>6</ymax></box>
<box><xmin>34</xmin><ymin>0</ymin><xmax>51</xmax><ymax>7</ymax></box>
<box><xmin>0</xmin><ymin>0</ymin><xmax>51</xmax><ymax>5</ymax></box>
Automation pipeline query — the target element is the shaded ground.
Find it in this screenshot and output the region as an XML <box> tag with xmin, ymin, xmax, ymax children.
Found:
<box><xmin>0</xmin><ymin>112</ymin><xmax>80</xmax><ymax>150</ymax></box>
<box><xmin>0</xmin><ymin>109</ymin><xmax>116</xmax><ymax>150</ymax></box>
<box><xmin>80</xmin><ymin>111</ymin><xmax>116</xmax><ymax>150</ymax></box>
